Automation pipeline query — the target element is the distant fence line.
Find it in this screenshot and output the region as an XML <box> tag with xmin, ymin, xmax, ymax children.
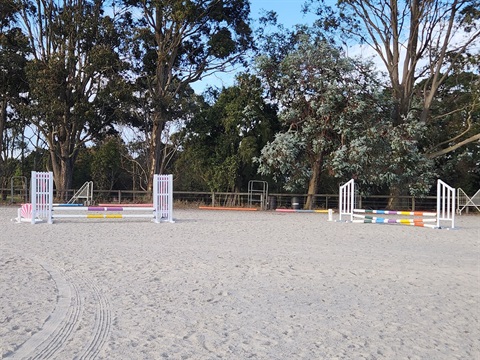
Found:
<box><xmin>1</xmin><ymin>187</ymin><xmax>441</xmax><ymax>211</ymax></box>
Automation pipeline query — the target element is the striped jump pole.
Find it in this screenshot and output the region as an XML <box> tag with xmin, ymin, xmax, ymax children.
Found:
<box><xmin>353</xmin><ymin>209</ymin><xmax>437</xmax><ymax>217</ymax></box>
<box><xmin>352</xmin><ymin>214</ymin><xmax>437</xmax><ymax>228</ymax></box>
<box><xmin>53</xmin><ymin>213</ymin><xmax>159</xmax><ymax>219</ymax></box>
<box><xmin>352</xmin><ymin>219</ymin><xmax>437</xmax><ymax>228</ymax></box>
<box><xmin>275</xmin><ymin>209</ymin><xmax>330</xmax><ymax>213</ymax></box>
<box><xmin>51</xmin><ymin>206</ymin><xmax>156</xmax><ymax>211</ymax></box>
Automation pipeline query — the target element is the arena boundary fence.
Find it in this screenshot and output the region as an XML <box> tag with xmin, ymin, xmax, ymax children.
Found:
<box><xmin>16</xmin><ymin>171</ymin><xmax>174</xmax><ymax>224</ymax></box>
<box><xmin>338</xmin><ymin>179</ymin><xmax>455</xmax><ymax>229</ymax></box>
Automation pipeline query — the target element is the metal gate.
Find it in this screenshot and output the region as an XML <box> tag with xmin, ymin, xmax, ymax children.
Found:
<box><xmin>248</xmin><ymin>180</ymin><xmax>268</xmax><ymax>210</ymax></box>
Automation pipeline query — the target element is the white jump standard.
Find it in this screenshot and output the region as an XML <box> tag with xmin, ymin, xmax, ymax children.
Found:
<box><xmin>17</xmin><ymin>171</ymin><xmax>174</xmax><ymax>224</ymax></box>
<box><xmin>338</xmin><ymin>179</ymin><xmax>455</xmax><ymax>229</ymax></box>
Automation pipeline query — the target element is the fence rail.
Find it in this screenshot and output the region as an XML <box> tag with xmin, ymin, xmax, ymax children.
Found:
<box><xmin>0</xmin><ymin>187</ymin><xmax>445</xmax><ymax>212</ymax></box>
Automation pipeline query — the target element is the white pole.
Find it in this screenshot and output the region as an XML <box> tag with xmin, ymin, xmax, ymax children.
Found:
<box><xmin>153</xmin><ymin>174</ymin><xmax>159</xmax><ymax>223</ymax></box>
<box><xmin>31</xmin><ymin>171</ymin><xmax>37</xmax><ymax>224</ymax></box>
<box><xmin>47</xmin><ymin>172</ymin><xmax>53</xmax><ymax>224</ymax></box>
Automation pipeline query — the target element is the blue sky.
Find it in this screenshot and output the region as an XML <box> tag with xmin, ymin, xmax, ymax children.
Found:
<box><xmin>249</xmin><ymin>0</ymin><xmax>316</xmax><ymax>29</ymax></box>
<box><xmin>191</xmin><ymin>1</ymin><xmax>318</xmax><ymax>92</ymax></box>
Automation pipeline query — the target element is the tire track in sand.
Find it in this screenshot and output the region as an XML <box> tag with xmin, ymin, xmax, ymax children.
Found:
<box><xmin>9</xmin><ymin>262</ymin><xmax>111</xmax><ymax>360</ymax></box>
<box><xmin>9</xmin><ymin>261</ymin><xmax>81</xmax><ymax>359</ymax></box>
<box><xmin>74</xmin><ymin>270</ymin><xmax>112</xmax><ymax>360</ymax></box>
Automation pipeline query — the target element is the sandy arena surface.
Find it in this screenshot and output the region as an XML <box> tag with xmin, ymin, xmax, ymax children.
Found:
<box><xmin>0</xmin><ymin>206</ymin><xmax>479</xmax><ymax>359</ymax></box>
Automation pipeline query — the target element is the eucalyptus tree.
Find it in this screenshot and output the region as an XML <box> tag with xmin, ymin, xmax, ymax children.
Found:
<box><xmin>124</xmin><ymin>0</ymin><xmax>254</xmax><ymax>190</ymax></box>
<box><xmin>425</xmin><ymin>58</ymin><xmax>480</xmax><ymax>159</ymax></box>
<box><xmin>176</xmin><ymin>74</ymin><xmax>280</xmax><ymax>192</ymax></box>
<box><xmin>0</xmin><ymin>0</ymin><xmax>30</xmax><ymax>180</ymax></box>
<box><xmin>255</xmin><ymin>30</ymin><xmax>395</xmax><ymax>208</ymax></box>
<box><xmin>16</xmin><ymin>0</ymin><xmax>131</xmax><ymax>197</ymax></box>
<box><xmin>305</xmin><ymin>0</ymin><xmax>480</xmax><ymax>150</ymax></box>
<box><xmin>421</xmin><ymin>67</ymin><xmax>480</xmax><ymax>191</ymax></box>
<box><xmin>91</xmin><ymin>136</ymin><xmax>128</xmax><ymax>191</ymax></box>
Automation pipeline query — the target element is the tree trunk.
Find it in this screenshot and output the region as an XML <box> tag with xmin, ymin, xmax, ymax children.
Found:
<box><xmin>305</xmin><ymin>153</ymin><xmax>324</xmax><ymax>210</ymax></box>
<box><xmin>0</xmin><ymin>98</ymin><xmax>6</xmax><ymax>200</ymax></box>
<box><xmin>0</xmin><ymin>98</ymin><xmax>6</xmax><ymax>178</ymax></box>
<box><xmin>147</xmin><ymin>112</ymin><xmax>167</xmax><ymax>191</ymax></box>
<box><xmin>387</xmin><ymin>184</ymin><xmax>410</xmax><ymax>210</ymax></box>
<box><xmin>49</xmin><ymin>138</ymin><xmax>75</xmax><ymax>203</ymax></box>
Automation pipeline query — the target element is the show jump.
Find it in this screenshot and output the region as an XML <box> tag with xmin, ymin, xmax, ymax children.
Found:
<box><xmin>338</xmin><ymin>179</ymin><xmax>456</xmax><ymax>229</ymax></box>
<box><xmin>16</xmin><ymin>171</ymin><xmax>174</xmax><ymax>224</ymax></box>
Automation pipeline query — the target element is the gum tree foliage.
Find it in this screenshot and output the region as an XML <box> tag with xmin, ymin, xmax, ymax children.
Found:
<box><xmin>421</xmin><ymin>67</ymin><xmax>480</xmax><ymax>192</ymax></box>
<box><xmin>122</xmin><ymin>82</ymin><xmax>199</xmax><ymax>190</ymax></box>
<box><xmin>16</xmin><ymin>0</ymin><xmax>132</xmax><ymax>197</ymax></box>
<box><xmin>0</xmin><ymin>0</ymin><xmax>30</xmax><ymax>181</ymax></box>
<box><xmin>123</xmin><ymin>0</ymin><xmax>254</xmax><ymax>190</ymax></box>
<box><xmin>72</xmin><ymin>137</ymin><xmax>133</xmax><ymax>191</ymax></box>
<box><xmin>425</xmin><ymin>58</ymin><xmax>480</xmax><ymax>159</ymax></box>
<box><xmin>175</xmin><ymin>74</ymin><xmax>280</xmax><ymax>192</ymax></box>
<box><xmin>91</xmin><ymin>136</ymin><xmax>127</xmax><ymax>191</ymax></box>
<box><xmin>330</xmin><ymin>110</ymin><xmax>437</xmax><ymax>196</ymax></box>
<box><xmin>255</xmin><ymin>30</ymin><xmax>420</xmax><ymax>208</ymax></box>
<box><xmin>304</xmin><ymin>0</ymin><xmax>480</xmax><ymax>203</ymax></box>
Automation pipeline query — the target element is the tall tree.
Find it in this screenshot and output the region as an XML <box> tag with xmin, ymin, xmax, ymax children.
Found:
<box><xmin>16</xmin><ymin>0</ymin><xmax>131</xmax><ymax>197</ymax></box>
<box><xmin>422</xmin><ymin>67</ymin><xmax>480</xmax><ymax>191</ymax></box>
<box><xmin>305</xmin><ymin>0</ymin><xmax>480</xmax><ymax>157</ymax></box>
<box><xmin>425</xmin><ymin>59</ymin><xmax>480</xmax><ymax>159</ymax></box>
<box><xmin>125</xmin><ymin>0</ymin><xmax>254</xmax><ymax>190</ymax></box>
<box><xmin>176</xmin><ymin>74</ymin><xmax>279</xmax><ymax>192</ymax></box>
<box><xmin>0</xmin><ymin>0</ymin><xmax>29</xmax><ymax>180</ymax></box>
<box><xmin>91</xmin><ymin>136</ymin><xmax>127</xmax><ymax>190</ymax></box>
<box><xmin>255</xmin><ymin>30</ymin><xmax>391</xmax><ymax>208</ymax></box>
